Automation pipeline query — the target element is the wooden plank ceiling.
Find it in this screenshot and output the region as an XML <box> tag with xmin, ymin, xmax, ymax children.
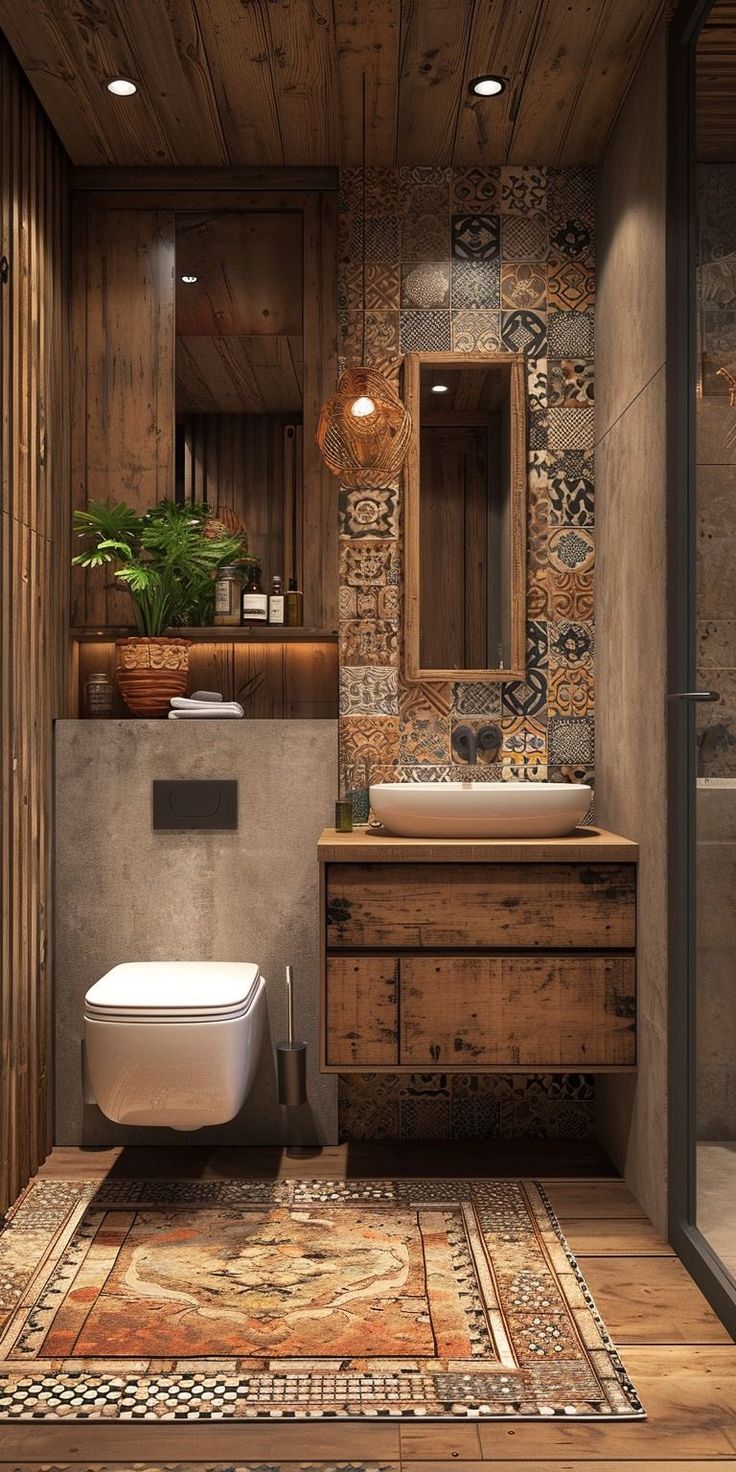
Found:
<box><xmin>0</xmin><ymin>0</ymin><xmax>665</xmax><ymax>168</ymax></box>
<box><xmin>697</xmin><ymin>0</ymin><xmax>736</xmax><ymax>162</ymax></box>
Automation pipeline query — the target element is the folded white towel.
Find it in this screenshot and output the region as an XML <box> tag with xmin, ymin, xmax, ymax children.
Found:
<box><xmin>171</xmin><ymin>695</ymin><xmax>228</xmax><ymax>710</ymax></box>
<box><xmin>168</xmin><ymin>707</ymin><xmax>244</xmax><ymax>719</ymax></box>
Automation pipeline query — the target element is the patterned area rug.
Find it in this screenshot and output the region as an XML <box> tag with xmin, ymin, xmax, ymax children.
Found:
<box><xmin>0</xmin><ymin>1178</ymin><xmax>644</xmax><ymax>1421</ymax></box>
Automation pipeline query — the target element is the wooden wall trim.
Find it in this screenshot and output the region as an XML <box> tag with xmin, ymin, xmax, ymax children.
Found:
<box><xmin>70</xmin><ymin>166</ymin><xmax>340</xmax><ymax>193</ymax></box>
<box><xmin>0</xmin><ymin>37</ymin><xmax>70</xmax><ymax>1214</ymax></box>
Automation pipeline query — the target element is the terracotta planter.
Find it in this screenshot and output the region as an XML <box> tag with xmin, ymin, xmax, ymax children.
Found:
<box><xmin>115</xmin><ymin>636</ymin><xmax>190</xmax><ymax>718</ymax></box>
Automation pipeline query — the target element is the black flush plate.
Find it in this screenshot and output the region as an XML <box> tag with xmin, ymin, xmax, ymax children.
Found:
<box><xmin>152</xmin><ymin>779</ymin><xmax>238</xmax><ymax>831</ymax></box>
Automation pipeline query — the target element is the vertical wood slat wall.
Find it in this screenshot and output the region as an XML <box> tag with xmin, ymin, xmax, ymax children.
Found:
<box><xmin>0</xmin><ymin>38</ymin><xmax>69</xmax><ymax>1214</ymax></box>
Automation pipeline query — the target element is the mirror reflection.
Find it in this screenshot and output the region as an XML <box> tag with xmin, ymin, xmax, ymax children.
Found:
<box><xmin>174</xmin><ymin>211</ymin><xmax>304</xmax><ymax>604</ymax></box>
<box><xmin>404</xmin><ymin>354</ymin><xmax>526</xmax><ymax>681</ymax></box>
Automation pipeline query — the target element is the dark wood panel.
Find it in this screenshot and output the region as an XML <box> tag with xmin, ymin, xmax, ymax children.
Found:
<box><xmin>400</xmin><ymin>954</ymin><xmax>636</xmax><ymax>1069</ymax></box>
<box><xmin>176</xmin><ymin>340</ymin><xmax>303</xmax><ymax>415</ymax></box>
<box><xmin>0</xmin><ymin>0</ymin><xmax>664</xmax><ymax>167</ymax></box>
<box><xmin>697</xmin><ymin>0</ymin><xmax>736</xmax><ymax>161</ymax></box>
<box><xmin>74</xmin><ymin>639</ymin><xmax>338</xmax><ymax>719</ymax></box>
<box><xmin>0</xmin><ymin>38</ymin><xmax>70</xmax><ymax>1214</ymax></box>
<box><xmin>325</xmin><ymin>863</ymin><xmax>637</xmax><ymax>950</ymax></box>
<box><xmin>175</xmin><ymin>212</ymin><xmax>302</xmax><ymax>337</ymax></box>
<box><xmin>325</xmin><ymin>956</ymin><xmax>399</xmax><ymax>1066</ymax></box>
<box><xmin>71</xmin><ymin>204</ymin><xmax>175</xmax><ymax>627</ymax></box>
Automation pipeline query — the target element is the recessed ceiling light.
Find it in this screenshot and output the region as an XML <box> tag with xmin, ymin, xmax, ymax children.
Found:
<box><xmin>431</xmin><ymin>383</ymin><xmax>449</xmax><ymax>394</ymax></box>
<box><xmin>468</xmin><ymin>74</ymin><xmax>506</xmax><ymax>97</ymax></box>
<box><xmin>106</xmin><ymin>77</ymin><xmax>137</xmax><ymax>96</ymax></box>
<box><xmin>180</xmin><ymin>274</ymin><xmax>198</xmax><ymax>284</ymax></box>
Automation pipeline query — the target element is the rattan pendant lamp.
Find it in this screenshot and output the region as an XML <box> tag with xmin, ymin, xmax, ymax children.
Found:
<box><xmin>317</xmin><ymin>76</ymin><xmax>411</xmax><ymax>489</ymax></box>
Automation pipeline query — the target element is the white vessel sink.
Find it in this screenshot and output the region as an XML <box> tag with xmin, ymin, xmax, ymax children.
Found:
<box><xmin>369</xmin><ymin>782</ymin><xmax>591</xmax><ymax>839</ymax></box>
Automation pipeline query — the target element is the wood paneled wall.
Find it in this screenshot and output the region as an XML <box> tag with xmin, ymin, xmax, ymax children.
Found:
<box><xmin>181</xmin><ymin>414</ymin><xmax>303</xmax><ymax>592</ymax></box>
<box><xmin>0</xmin><ymin>37</ymin><xmax>69</xmax><ymax>1213</ymax></box>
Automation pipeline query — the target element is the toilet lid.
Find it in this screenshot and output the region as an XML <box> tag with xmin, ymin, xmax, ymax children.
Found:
<box><xmin>84</xmin><ymin>961</ymin><xmax>262</xmax><ymax>1021</ymax></box>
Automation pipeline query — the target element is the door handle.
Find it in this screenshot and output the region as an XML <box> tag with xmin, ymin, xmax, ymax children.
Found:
<box><xmin>667</xmin><ymin>690</ymin><xmax>720</xmax><ymax>701</ymax></box>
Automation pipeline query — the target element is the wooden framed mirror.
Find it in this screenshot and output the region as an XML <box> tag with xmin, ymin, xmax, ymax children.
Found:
<box><xmin>403</xmin><ymin>352</ymin><xmax>527</xmax><ymax>683</ymax></box>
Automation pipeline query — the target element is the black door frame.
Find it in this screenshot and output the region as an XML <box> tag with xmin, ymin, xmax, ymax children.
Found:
<box><xmin>667</xmin><ymin>0</ymin><xmax>736</xmax><ymax>1337</ymax></box>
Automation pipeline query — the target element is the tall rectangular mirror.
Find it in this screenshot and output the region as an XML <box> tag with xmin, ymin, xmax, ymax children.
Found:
<box><xmin>175</xmin><ymin>211</ymin><xmax>304</xmax><ymax>593</ymax></box>
<box><xmin>403</xmin><ymin>353</ymin><xmax>527</xmax><ymax>682</ymax></box>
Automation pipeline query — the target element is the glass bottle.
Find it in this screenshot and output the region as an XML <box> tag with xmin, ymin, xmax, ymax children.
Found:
<box><xmin>84</xmin><ymin>671</ymin><xmax>114</xmax><ymax>719</ymax></box>
<box><xmin>285</xmin><ymin>576</ymin><xmax>304</xmax><ymax>628</ymax></box>
<box><xmin>268</xmin><ymin>575</ymin><xmax>285</xmax><ymax>625</ymax></box>
<box><xmin>241</xmin><ymin>564</ymin><xmax>268</xmax><ymax>626</ymax></box>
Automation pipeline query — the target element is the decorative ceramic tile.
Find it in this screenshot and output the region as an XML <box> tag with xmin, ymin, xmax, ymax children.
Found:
<box><xmin>340</xmin><ymin>540</ymin><xmax>400</xmax><ymax>587</ymax></box>
<box><xmin>527</xmin><ymin>567</ymin><xmax>550</xmax><ymax>619</ymax></box>
<box><xmin>338</xmin><ymin>257</ymin><xmax>364</xmax><ymax>310</ymax></box>
<box><xmin>400</xmin><ymin>715</ymin><xmax>451</xmax><ymax>764</ymax></box>
<box><xmin>451</xmin><ymin>309</ymin><xmax>502</xmax><ymax>351</ymax></box>
<box><xmin>405</xmin><ymin>182</ymin><xmax>450</xmax><ymax>220</ymax></box>
<box><xmin>501</xmin><ymin>754</ymin><xmax>547</xmax><ymax>781</ymax></box>
<box><xmin>401</xmin><ymin>211</ymin><xmax>449</xmax><ymax>261</ymax></box>
<box><xmin>338</xmin><ymin>1073</ymin><xmax>400</xmax><ymax>1139</ymax></box>
<box><xmin>451</xmin><ymin>167</ymin><xmax>501</xmax><ymax>208</ymax></box>
<box><xmin>501</xmin><ymin>262</ymin><xmax>547</xmax><ymax>310</ymax></box>
<box><xmin>340</xmin><ymin>619</ymin><xmax>400</xmax><ymax>666</ymax></box>
<box><xmin>400</xmin><ymin>310</ymin><xmax>451</xmax><ymax>351</ymax></box>
<box><xmin>399</xmin><ymin>1095</ymin><xmax>452</xmax><ymax>1139</ymax></box>
<box><xmin>340</xmin><ymin>666</ymin><xmax>399</xmax><ymax>715</ymax></box>
<box><xmin>399</xmin><ymin>679</ymin><xmax>452</xmax><ymax>718</ymax></box>
<box><xmin>394</xmin><ymin>763</ymin><xmax>459</xmax><ymax>782</ymax></box>
<box><xmin>400</xmin><ymin>165</ymin><xmax>453</xmax><ymax>187</ymax></box>
<box><xmin>451</xmin><ymin>719</ymin><xmax>503</xmax><ymax>764</ymax></box>
<box><xmin>340</xmin><ymin>714</ymin><xmax>401</xmax><ymax>768</ymax></box>
<box><xmin>451</xmin><ymin>259</ymin><xmax>500</xmax><ymax>308</ymax></box>
<box><xmin>548</xmin><ymin>620</ymin><xmax>594</xmax><ymax>668</ymax></box>
<box><xmin>547</xmin><ymin>255</ymin><xmax>596</xmax><ymax>311</ymax></box>
<box><xmin>501</xmin><ymin>309</ymin><xmax>547</xmax><ymax>355</ymax></box>
<box><xmin>500</xmin><ymin>165</ymin><xmax>548</xmax><ymax>216</ymax></box>
<box><xmin>547</xmin><ymin>569</ymin><xmax>594</xmax><ymax>621</ymax></box>
<box><xmin>451</xmin><ymin>1093</ymin><xmax>502</xmax><ymax>1139</ymax></box>
<box><xmin>547</xmin><ymin>309</ymin><xmax>594</xmax><ymax>356</ymax></box>
<box><xmin>364</xmin><ymin>165</ymin><xmax>402</xmax><ymax>213</ymax></box>
<box><xmin>528</xmin><ymin>513</ymin><xmax>547</xmax><ymax>572</ymax></box>
<box><xmin>548</xmin><ymin>404</ymin><xmax>595</xmax><ymax>451</ymax></box>
<box><xmin>548</xmin><ymin>167</ymin><xmax>595</xmax><ymax>223</ymax></box>
<box><xmin>363</xmin><ymin>215</ymin><xmax>401</xmax><ymax>264</ymax></box>
<box><xmin>500</xmin><ymin>715</ymin><xmax>547</xmax><ymax>757</ymax></box>
<box><xmin>502</xmin><ymin>670</ymin><xmax>548</xmax><ymax>718</ymax></box>
<box><xmin>527</xmin><ymin>360</ymin><xmax>548</xmax><ymax>449</ymax></box>
<box><xmin>501</xmin><ymin>213</ymin><xmax>549</xmax><ymax>261</ymax></box>
<box><xmin>548</xmin><ymin>526</ymin><xmax>595</xmax><ymax>575</ymax></box>
<box><xmin>548</xmin><ymin>216</ymin><xmax>594</xmax><ymax>261</ymax></box>
<box><xmin>364</xmin><ymin>260</ymin><xmax>401</xmax><ymax>310</ymax></box>
<box><xmin>339</xmin><ymin>487</ymin><xmax>399</xmax><ymax>539</ymax></box>
<box><xmin>548</xmin><ymin>715</ymin><xmax>595</xmax><ymax>764</ymax></box>
<box><xmin>549</xmin><ymin>449</ymin><xmax>595</xmax><ymax>525</ymax></box>
<box><xmin>452</xmin><ymin>681</ymin><xmax>503</xmax><ymax>717</ymax></box>
<box><xmin>341</xmin><ymin>585</ymin><xmax>401</xmax><ymax>621</ymax></box>
<box><xmin>548</xmin><ymin>663</ymin><xmax>595</xmax><ymax>717</ymax></box>
<box><xmin>548</xmin><ymin>358</ymin><xmax>595</xmax><ymax>406</ymax></box>
<box><xmin>401</xmin><ymin>261</ymin><xmax>451</xmax><ymax>308</ymax></box>
<box><xmin>451</xmin><ymin>214</ymin><xmax>501</xmax><ymax>260</ymax></box>
<box><xmin>527</xmin><ymin>620</ymin><xmax>549</xmax><ymax>669</ymax></box>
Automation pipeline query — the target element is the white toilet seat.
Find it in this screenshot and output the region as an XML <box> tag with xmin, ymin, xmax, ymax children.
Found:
<box><xmin>83</xmin><ymin>961</ymin><xmax>267</xmax><ymax>1129</ymax></box>
<box><xmin>84</xmin><ymin>960</ymin><xmax>261</xmax><ymax>1022</ymax></box>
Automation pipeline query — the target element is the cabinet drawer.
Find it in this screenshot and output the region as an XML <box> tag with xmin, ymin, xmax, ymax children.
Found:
<box><xmin>325</xmin><ymin>955</ymin><xmax>399</xmax><ymax>1067</ymax></box>
<box><xmin>326</xmin><ymin>863</ymin><xmax>636</xmax><ymax>950</ymax></box>
<box><xmin>400</xmin><ymin>954</ymin><xmax>636</xmax><ymax>1069</ymax></box>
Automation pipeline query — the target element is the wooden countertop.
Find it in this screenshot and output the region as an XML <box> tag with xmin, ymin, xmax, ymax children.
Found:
<box><xmin>317</xmin><ymin>825</ymin><xmax>638</xmax><ymax>863</ymax></box>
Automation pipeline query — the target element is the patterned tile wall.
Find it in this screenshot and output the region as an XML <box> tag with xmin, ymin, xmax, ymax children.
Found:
<box><xmin>337</xmin><ymin>166</ymin><xmax>596</xmax><ymax>1140</ymax></box>
<box><xmin>697</xmin><ymin>164</ymin><xmax>736</xmax><ymax>776</ymax></box>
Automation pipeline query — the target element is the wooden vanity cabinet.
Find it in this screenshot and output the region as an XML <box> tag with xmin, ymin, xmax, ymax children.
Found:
<box><xmin>318</xmin><ymin>828</ymin><xmax>638</xmax><ymax>1074</ymax></box>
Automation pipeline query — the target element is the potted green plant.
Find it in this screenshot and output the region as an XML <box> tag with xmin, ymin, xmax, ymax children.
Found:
<box><xmin>72</xmin><ymin>499</ymin><xmax>252</xmax><ymax>716</ymax></box>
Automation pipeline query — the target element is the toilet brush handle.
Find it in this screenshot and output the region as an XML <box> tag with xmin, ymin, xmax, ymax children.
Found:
<box><xmin>285</xmin><ymin>965</ymin><xmax>294</xmax><ymax>1048</ymax></box>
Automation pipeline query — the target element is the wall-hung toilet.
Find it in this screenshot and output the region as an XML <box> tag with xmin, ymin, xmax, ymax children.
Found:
<box><xmin>84</xmin><ymin>961</ymin><xmax>266</xmax><ymax>1130</ymax></box>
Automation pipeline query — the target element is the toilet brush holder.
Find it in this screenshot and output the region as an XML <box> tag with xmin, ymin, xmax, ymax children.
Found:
<box><xmin>276</xmin><ymin>964</ymin><xmax>307</xmax><ymax>1107</ymax></box>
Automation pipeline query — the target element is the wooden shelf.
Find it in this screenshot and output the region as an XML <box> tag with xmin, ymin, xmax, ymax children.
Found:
<box><xmin>70</xmin><ymin>627</ymin><xmax>338</xmax><ymax>644</ymax></box>
<box><xmin>317</xmin><ymin>825</ymin><xmax>639</xmax><ymax>864</ymax></box>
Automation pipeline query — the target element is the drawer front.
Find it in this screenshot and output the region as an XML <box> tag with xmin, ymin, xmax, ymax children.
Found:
<box><xmin>400</xmin><ymin>954</ymin><xmax>636</xmax><ymax>1068</ymax></box>
<box><xmin>326</xmin><ymin>863</ymin><xmax>636</xmax><ymax>950</ymax></box>
<box><xmin>325</xmin><ymin>955</ymin><xmax>399</xmax><ymax>1067</ymax></box>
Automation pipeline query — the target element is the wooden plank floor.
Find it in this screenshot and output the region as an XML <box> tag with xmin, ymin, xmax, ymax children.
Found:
<box><xmin>0</xmin><ymin>1144</ymin><xmax>733</xmax><ymax>1469</ymax></box>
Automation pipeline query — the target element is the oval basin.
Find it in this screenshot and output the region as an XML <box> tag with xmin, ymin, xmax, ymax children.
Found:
<box><xmin>369</xmin><ymin>781</ymin><xmax>591</xmax><ymax>839</ymax></box>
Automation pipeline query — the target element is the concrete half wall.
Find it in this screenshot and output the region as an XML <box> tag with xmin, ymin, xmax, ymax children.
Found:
<box><xmin>54</xmin><ymin>719</ymin><xmax>338</xmax><ymax>1148</ymax></box>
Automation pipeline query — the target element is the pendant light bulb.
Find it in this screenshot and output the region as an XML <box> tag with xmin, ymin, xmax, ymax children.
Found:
<box><xmin>350</xmin><ymin>394</ymin><xmax>376</xmax><ymax>418</ymax></box>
